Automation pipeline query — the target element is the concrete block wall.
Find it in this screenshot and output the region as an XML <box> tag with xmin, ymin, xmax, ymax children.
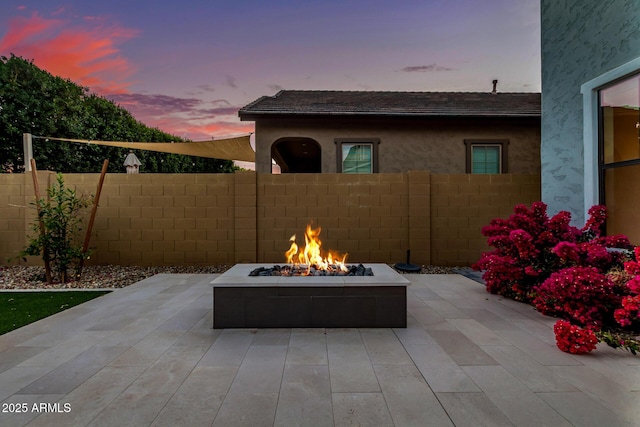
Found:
<box><xmin>234</xmin><ymin>172</ymin><xmax>257</xmax><ymax>263</ymax></box>
<box><xmin>0</xmin><ymin>171</ymin><xmax>57</xmax><ymax>266</ymax></box>
<box><xmin>257</xmin><ymin>173</ymin><xmax>414</xmax><ymax>264</ymax></box>
<box><xmin>62</xmin><ymin>172</ymin><xmax>239</xmax><ymax>266</ymax></box>
<box><xmin>408</xmin><ymin>170</ymin><xmax>430</xmax><ymax>265</ymax></box>
<box><xmin>0</xmin><ymin>171</ymin><xmax>540</xmax><ymax>267</ymax></box>
<box><xmin>430</xmin><ymin>173</ymin><xmax>541</xmax><ymax>265</ymax></box>
<box><xmin>0</xmin><ymin>174</ymin><xmax>28</xmax><ymax>262</ymax></box>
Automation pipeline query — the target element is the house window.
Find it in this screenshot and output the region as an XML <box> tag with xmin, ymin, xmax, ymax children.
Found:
<box><xmin>581</xmin><ymin>56</ymin><xmax>640</xmax><ymax>228</ymax></box>
<box><xmin>600</xmin><ymin>73</ymin><xmax>640</xmax><ymax>165</ymax></box>
<box><xmin>598</xmin><ymin>71</ymin><xmax>640</xmax><ymax>242</ymax></box>
<box><xmin>464</xmin><ymin>140</ymin><xmax>509</xmax><ymax>174</ymax></box>
<box><xmin>335</xmin><ymin>139</ymin><xmax>379</xmax><ymax>173</ymax></box>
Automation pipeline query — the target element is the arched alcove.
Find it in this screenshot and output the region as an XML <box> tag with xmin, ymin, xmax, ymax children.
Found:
<box><xmin>271</xmin><ymin>138</ymin><xmax>321</xmax><ymax>173</ymax></box>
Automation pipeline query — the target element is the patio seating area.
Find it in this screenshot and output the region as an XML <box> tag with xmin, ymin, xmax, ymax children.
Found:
<box><xmin>0</xmin><ymin>273</ymin><xmax>638</xmax><ymax>426</ymax></box>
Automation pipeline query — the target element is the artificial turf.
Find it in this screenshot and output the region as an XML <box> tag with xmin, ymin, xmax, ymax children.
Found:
<box><xmin>0</xmin><ymin>291</ymin><xmax>110</xmax><ymax>335</ymax></box>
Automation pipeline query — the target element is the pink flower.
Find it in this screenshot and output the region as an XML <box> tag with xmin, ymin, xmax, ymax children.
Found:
<box><xmin>624</xmin><ymin>261</ymin><xmax>640</xmax><ymax>276</ymax></box>
<box><xmin>583</xmin><ymin>242</ymin><xmax>612</xmax><ymax>267</ymax></box>
<box><xmin>509</xmin><ymin>229</ymin><xmax>538</xmax><ymax>258</ymax></box>
<box><xmin>600</xmin><ymin>235</ymin><xmax>631</xmax><ymax>248</ymax></box>
<box><xmin>549</xmin><ymin>211</ymin><xmax>579</xmax><ymax>241</ymax></box>
<box><xmin>627</xmin><ymin>276</ymin><xmax>640</xmax><ymax>295</ymax></box>
<box><xmin>552</xmin><ymin>242</ymin><xmax>580</xmax><ymax>262</ymax></box>
<box><xmin>553</xmin><ymin>320</ymin><xmax>598</xmax><ymax>354</ymax></box>
<box><xmin>614</xmin><ymin>295</ymin><xmax>640</xmax><ymax>328</ymax></box>
<box><xmin>524</xmin><ymin>266</ymin><xmax>540</xmax><ymax>277</ymax></box>
<box><xmin>582</xmin><ymin>205</ymin><xmax>608</xmax><ymax>237</ymax></box>
<box><xmin>533</xmin><ymin>266</ymin><xmax>619</xmax><ymax>329</ymax></box>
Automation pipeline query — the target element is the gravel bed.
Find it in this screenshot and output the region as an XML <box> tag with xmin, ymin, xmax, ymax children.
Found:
<box><xmin>0</xmin><ymin>264</ymin><xmax>460</xmax><ymax>290</ymax></box>
<box><xmin>0</xmin><ymin>265</ymin><xmax>232</xmax><ymax>289</ymax></box>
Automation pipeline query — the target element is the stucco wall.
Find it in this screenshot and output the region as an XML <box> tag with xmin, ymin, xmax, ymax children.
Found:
<box><xmin>541</xmin><ymin>0</ymin><xmax>640</xmax><ymax>224</ymax></box>
<box><xmin>254</xmin><ymin>117</ymin><xmax>540</xmax><ymax>175</ymax></box>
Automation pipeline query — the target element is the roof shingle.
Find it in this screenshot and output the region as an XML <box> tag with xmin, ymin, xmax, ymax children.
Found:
<box><xmin>239</xmin><ymin>90</ymin><xmax>541</xmax><ymax>119</ymax></box>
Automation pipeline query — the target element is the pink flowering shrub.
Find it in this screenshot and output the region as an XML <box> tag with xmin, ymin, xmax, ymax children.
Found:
<box><xmin>473</xmin><ymin>202</ymin><xmax>629</xmax><ymax>302</ymax></box>
<box><xmin>552</xmin><ymin>237</ymin><xmax>630</xmax><ymax>271</ymax></box>
<box><xmin>474</xmin><ymin>202</ymin><xmax>569</xmax><ymax>301</ymax></box>
<box><xmin>614</xmin><ymin>296</ymin><xmax>640</xmax><ymax>328</ymax></box>
<box><xmin>553</xmin><ymin>320</ymin><xmax>598</xmax><ymax>354</ymax></box>
<box><xmin>533</xmin><ymin>266</ymin><xmax>620</xmax><ymax>329</ymax></box>
<box><xmin>475</xmin><ymin>202</ymin><xmax>640</xmax><ymax>355</ymax></box>
<box><xmin>613</xmin><ymin>248</ymin><xmax>640</xmax><ymax>331</ymax></box>
<box><xmin>626</xmin><ymin>276</ymin><xmax>640</xmax><ymax>294</ymax></box>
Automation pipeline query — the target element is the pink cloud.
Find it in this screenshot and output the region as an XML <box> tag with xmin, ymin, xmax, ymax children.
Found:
<box><xmin>0</xmin><ymin>10</ymin><xmax>250</xmax><ymax>140</ymax></box>
<box><xmin>0</xmin><ymin>12</ymin><xmax>138</xmax><ymax>93</ymax></box>
<box><xmin>106</xmin><ymin>93</ymin><xmax>254</xmax><ymax>140</ymax></box>
<box><xmin>144</xmin><ymin>116</ymin><xmax>254</xmax><ymax>141</ymax></box>
<box><xmin>0</xmin><ymin>12</ymin><xmax>59</xmax><ymax>50</ymax></box>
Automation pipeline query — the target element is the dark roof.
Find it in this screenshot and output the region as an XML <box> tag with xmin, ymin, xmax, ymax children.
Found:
<box><xmin>239</xmin><ymin>90</ymin><xmax>541</xmax><ymax>120</ymax></box>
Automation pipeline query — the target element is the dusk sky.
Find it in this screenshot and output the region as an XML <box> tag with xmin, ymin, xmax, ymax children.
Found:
<box><xmin>1</xmin><ymin>0</ymin><xmax>541</xmax><ymax>141</ymax></box>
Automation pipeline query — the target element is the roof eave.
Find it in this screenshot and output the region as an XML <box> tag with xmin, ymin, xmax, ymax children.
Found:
<box><xmin>238</xmin><ymin>111</ymin><xmax>541</xmax><ymax>120</ymax></box>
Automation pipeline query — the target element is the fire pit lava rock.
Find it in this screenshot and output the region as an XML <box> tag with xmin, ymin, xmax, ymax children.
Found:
<box><xmin>249</xmin><ymin>263</ymin><xmax>373</xmax><ymax>277</ymax></box>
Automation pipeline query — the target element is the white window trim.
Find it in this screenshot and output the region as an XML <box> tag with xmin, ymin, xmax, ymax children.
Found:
<box><xmin>580</xmin><ymin>56</ymin><xmax>640</xmax><ymax>222</ymax></box>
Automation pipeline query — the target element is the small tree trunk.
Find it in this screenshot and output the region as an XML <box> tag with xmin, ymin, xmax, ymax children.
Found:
<box><xmin>30</xmin><ymin>160</ymin><xmax>53</xmax><ymax>284</ymax></box>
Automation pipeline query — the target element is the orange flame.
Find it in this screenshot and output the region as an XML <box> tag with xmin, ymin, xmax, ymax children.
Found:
<box><xmin>286</xmin><ymin>225</ymin><xmax>348</xmax><ymax>274</ymax></box>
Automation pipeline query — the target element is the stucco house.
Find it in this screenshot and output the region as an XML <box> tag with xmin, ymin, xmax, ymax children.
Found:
<box><xmin>239</xmin><ymin>89</ymin><xmax>541</xmax><ymax>175</ymax></box>
<box><xmin>541</xmin><ymin>0</ymin><xmax>640</xmax><ymax>243</ymax></box>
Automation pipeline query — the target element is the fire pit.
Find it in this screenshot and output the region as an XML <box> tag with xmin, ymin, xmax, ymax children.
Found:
<box><xmin>211</xmin><ymin>263</ymin><xmax>409</xmax><ymax>328</ymax></box>
<box><xmin>211</xmin><ymin>225</ymin><xmax>409</xmax><ymax>328</ymax></box>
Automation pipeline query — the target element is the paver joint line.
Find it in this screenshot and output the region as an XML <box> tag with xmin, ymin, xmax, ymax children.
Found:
<box><xmin>0</xmin><ymin>273</ymin><xmax>638</xmax><ymax>427</ymax></box>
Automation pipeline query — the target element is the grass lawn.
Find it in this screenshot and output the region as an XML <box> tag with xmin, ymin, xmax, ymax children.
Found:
<box><xmin>0</xmin><ymin>291</ymin><xmax>110</xmax><ymax>335</ymax></box>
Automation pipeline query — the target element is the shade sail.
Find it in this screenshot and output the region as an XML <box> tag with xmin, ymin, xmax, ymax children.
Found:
<box><xmin>40</xmin><ymin>134</ymin><xmax>255</xmax><ymax>162</ymax></box>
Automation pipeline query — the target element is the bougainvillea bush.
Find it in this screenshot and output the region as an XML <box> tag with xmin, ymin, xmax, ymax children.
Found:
<box><xmin>474</xmin><ymin>202</ymin><xmax>639</xmax><ymax>354</ymax></box>
<box><xmin>542</xmin><ymin>250</ymin><xmax>640</xmax><ymax>355</ymax></box>
<box><xmin>533</xmin><ymin>266</ymin><xmax>621</xmax><ymax>329</ymax></box>
<box><xmin>473</xmin><ymin>203</ymin><xmax>628</xmax><ymax>302</ymax></box>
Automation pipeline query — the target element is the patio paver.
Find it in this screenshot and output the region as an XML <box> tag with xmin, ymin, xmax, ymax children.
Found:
<box><xmin>0</xmin><ymin>273</ymin><xmax>638</xmax><ymax>426</ymax></box>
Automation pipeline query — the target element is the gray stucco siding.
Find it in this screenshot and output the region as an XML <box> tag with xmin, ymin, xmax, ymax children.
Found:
<box><xmin>541</xmin><ymin>0</ymin><xmax>640</xmax><ymax>224</ymax></box>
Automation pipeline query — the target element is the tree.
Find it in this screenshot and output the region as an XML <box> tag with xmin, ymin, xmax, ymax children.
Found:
<box><xmin>0</xmin><ymin>55</ymin><xmax>237</xmax><ymax>173</ymax></box>
<box><xmin>18</xmin><ymin>173</ymin><xmax>91</xmax><ymax>283</ymax></box>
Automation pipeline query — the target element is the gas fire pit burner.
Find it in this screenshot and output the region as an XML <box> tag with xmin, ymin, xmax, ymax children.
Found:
<box><xmin>249</xmin><ymin>263</ymin><xmax>373</xmax><ymax>277</ymax></box>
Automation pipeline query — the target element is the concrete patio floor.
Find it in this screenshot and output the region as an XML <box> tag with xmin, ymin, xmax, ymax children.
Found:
<box><xmin>0</xmin><ymin>273</ymin><xmax>638</xmax><ymax>426</ymax></box>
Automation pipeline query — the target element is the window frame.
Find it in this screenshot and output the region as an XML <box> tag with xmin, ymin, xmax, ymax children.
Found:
<box><xmin>581</xmin><ymin>56</ymin><xmax>640</xmax><ymax>221</ymax></box>
<box><xmin>335</xmin><ymin>138</ymin><xmax>380</xmax><ymax>173</ymax></box>
<box><xmin>464</xmin><ymin>139</ymin><xmax>509</xmax><ymax>174</ymax></box>
<box><xmin>596</xmin><ymin>72</ymin><xmax>640</xmax><ymax>205</ymax></box>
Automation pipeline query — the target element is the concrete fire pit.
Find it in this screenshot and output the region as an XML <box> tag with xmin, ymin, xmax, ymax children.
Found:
<box><xmin>211</xmin><ymin>263</ymin><xmax>409</xmax><ymax>329</ymax></box>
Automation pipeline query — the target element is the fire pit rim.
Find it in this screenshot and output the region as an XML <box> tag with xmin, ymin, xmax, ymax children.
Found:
<box><xmin>211</xmin><ymin>263</ymin><xmax>411</xmax><ymax>287</ymax></box>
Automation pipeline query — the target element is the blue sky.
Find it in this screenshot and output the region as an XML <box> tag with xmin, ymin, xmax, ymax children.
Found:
<box><xmin>0</xmin><ymin>0</ymin><xmax>541</xmax><ymax>140</ymax></box>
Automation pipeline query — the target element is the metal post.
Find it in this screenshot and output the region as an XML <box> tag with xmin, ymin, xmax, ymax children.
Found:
<box><xmin>77</xmin><ymin>159</ymin><xmax>109</xmax><ymax>278</ymax></box>
<box><xmin>23</xmin><ymin>133</ymin><xmax>33</xmax><ymax>172</ymax></box>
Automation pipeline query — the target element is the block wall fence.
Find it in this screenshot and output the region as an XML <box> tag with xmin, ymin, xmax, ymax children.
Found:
<box><xmin>0</xmin><ymin>171</ymin><xmax>540</xmax><ymax>268</ymax></box>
